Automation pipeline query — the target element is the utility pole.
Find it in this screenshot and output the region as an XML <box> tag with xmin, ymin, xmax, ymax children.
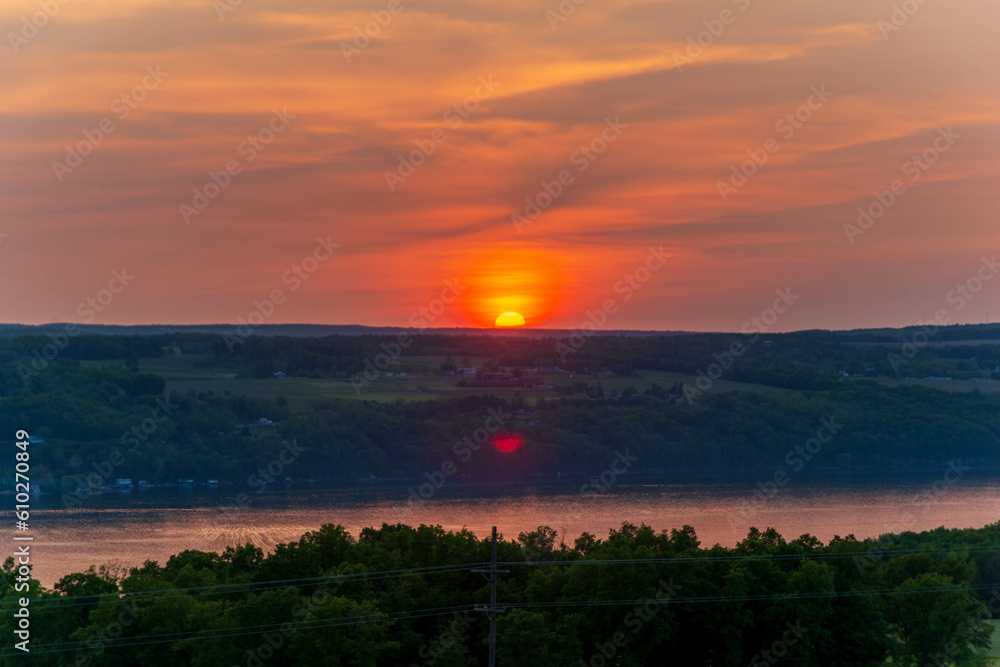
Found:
<box><xmin>472</xmin><ymin>526</ymin><xmax>508</xmax><ymax>667</ymax></box>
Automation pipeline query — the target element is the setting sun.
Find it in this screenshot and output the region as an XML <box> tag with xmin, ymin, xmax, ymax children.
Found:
<box><xmin>459</xmin><ymin>249</ymin><xmax>562</xmax><ymax>328</ymax></box>
<box><xmin>495</xmin><ymin>311</ymin><xmax>526</xmax><ymax>328</ymax></box>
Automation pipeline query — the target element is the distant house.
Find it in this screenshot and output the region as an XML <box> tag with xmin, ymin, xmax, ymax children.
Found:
<box><xmin>457</xmin><ymin>368</ymin><xmax>478</xmax><ymax>375</ymax></box>
<box><xmin>482</xmin><ymin>372</ymin><xmax>514</xmax><ymax>380</ymax></box>
<box><xmin>272</xmin><ymin>371</ymin><xmax>286</xmax><ymax>378</ymax></box>
<box><xmin>115</xmin><ymin>478</ymin><xmax>132</xmax><ymax>488</ymax></box>
<box><xmin>464</xmin><ymin>372</ymin><xmax>544</xmax><ymax>388</ymax></box>
<box><xmin>238</xmin><ymin>418</ymin><xmax>276</xmax><ymax>428</ymax></box>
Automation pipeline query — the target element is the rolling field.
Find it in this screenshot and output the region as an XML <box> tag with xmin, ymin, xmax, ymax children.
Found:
<box><xmin>874</xmin><ymin>377</ymin><xmax>1000</xmax><ymax>393</ymax></box>
<box><xmin>90</xmin><ymin>350</ymin><xmax>1000</xmax><ymax>404</ymax></box>
<box><xmin>123</xmin><ymin>354</ymin><xmax>795</xmax><ymax>405</ymax></box>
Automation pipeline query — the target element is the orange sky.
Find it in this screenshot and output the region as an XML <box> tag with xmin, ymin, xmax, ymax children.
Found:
<box><xmin>1</xmin><ymin>0</ymin><xmax>998</xmax><ymax>331</ymax></box>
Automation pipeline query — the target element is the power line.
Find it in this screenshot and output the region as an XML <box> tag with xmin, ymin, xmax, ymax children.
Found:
<box><xmin>506</xmin><ymin>582</ymin><xmax>1000</xmax><ymax>609</ymax></box>
<box><xmin>9</xmin><ymin>541</ymin><xmax>999</xmax><ymax>659</ymax></box>
<box><xmin>472</xmin><ymin>526</ymin><xmax>508</xmax><ymax>667</ymax></box>
<box><xmin>3</xmin><ymin>606</ymin><xmax>471</xmax><ymax>657</ymax></box>
<box><xmin>5</xmin><ymin>605</ymin><xmax>466</xmax><ymax>652</ymax></box>
<box><xmin>3</xmin><ymin>562</ymin><xmax>478</xmax><ymax>611</ymax></box>
<box><xmin>8</xmin><ymin>580</ymin><xmax>996</xmax><ymax>657</ymax></box>
<box><xmin>14</xmin><ymin>544</ymin><xmax>1000</xmax><ymax>613</ymax></box>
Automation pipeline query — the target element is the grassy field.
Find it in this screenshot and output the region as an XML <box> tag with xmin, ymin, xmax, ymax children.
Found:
<box><xmin>845</xmin><ymin>339</ymin><xmax>1000</xmax><ymax>349</ymax></box>
<box><xmin>873</xmin><ymin>377</ymin><xmax>1000</xmax><ymax>393</ymax></box>
<box><xmin>119</xmin><ymin>354</ymin><xmax>797</xmax><ymax>405</ymax></box>
<box><xmin>89</xmin><ymin>351</ymin><xmax>1000</xmax><ymax>403</ymax></box>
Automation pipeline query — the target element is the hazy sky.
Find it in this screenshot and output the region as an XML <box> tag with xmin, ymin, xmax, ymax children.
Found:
<box><xmin>1</xmin><ymin>0</ymin><xmax>997</xmax><ymax>331</ymax></box>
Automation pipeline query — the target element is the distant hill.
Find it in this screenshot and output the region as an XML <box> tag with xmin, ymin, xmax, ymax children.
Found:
<box><xmin>0</xmin><ymin>323</ymin><xmax>694</xmax><ymax>339</ymax></box>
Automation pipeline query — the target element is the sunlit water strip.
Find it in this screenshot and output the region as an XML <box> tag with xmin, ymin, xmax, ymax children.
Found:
<box><xmin>28</xmin><ymin>468</ymin><xmax>1000</xmax><ymax>586</ymax></box>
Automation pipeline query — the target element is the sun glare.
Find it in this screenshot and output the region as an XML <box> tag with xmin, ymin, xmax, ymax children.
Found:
<box><xmin>495</xmin><ymin>311</ymin><xmax>526</xmax><ymax>327</ymax></box>
<box><xmin>459</xmin><ymin>250</ymin><xmax>562</xmax><ymax>328</ymax></box>
<box><xmin>492</xmin><ymin>433</ymin><xmax>524</xmax><ymax>454</ymax></box>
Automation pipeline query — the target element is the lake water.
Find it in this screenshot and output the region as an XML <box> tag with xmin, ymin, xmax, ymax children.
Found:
<box><xmin>26</xmin><ymin>466</ymin><xmax>1000</xmax><ymax>586</ymax></box>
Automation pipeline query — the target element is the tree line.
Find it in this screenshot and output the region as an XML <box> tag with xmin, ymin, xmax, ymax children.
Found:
<box><xmin>2</xmin><ymin>520</ymin><xmax>998</xmax><ymax>665</ymax></box>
